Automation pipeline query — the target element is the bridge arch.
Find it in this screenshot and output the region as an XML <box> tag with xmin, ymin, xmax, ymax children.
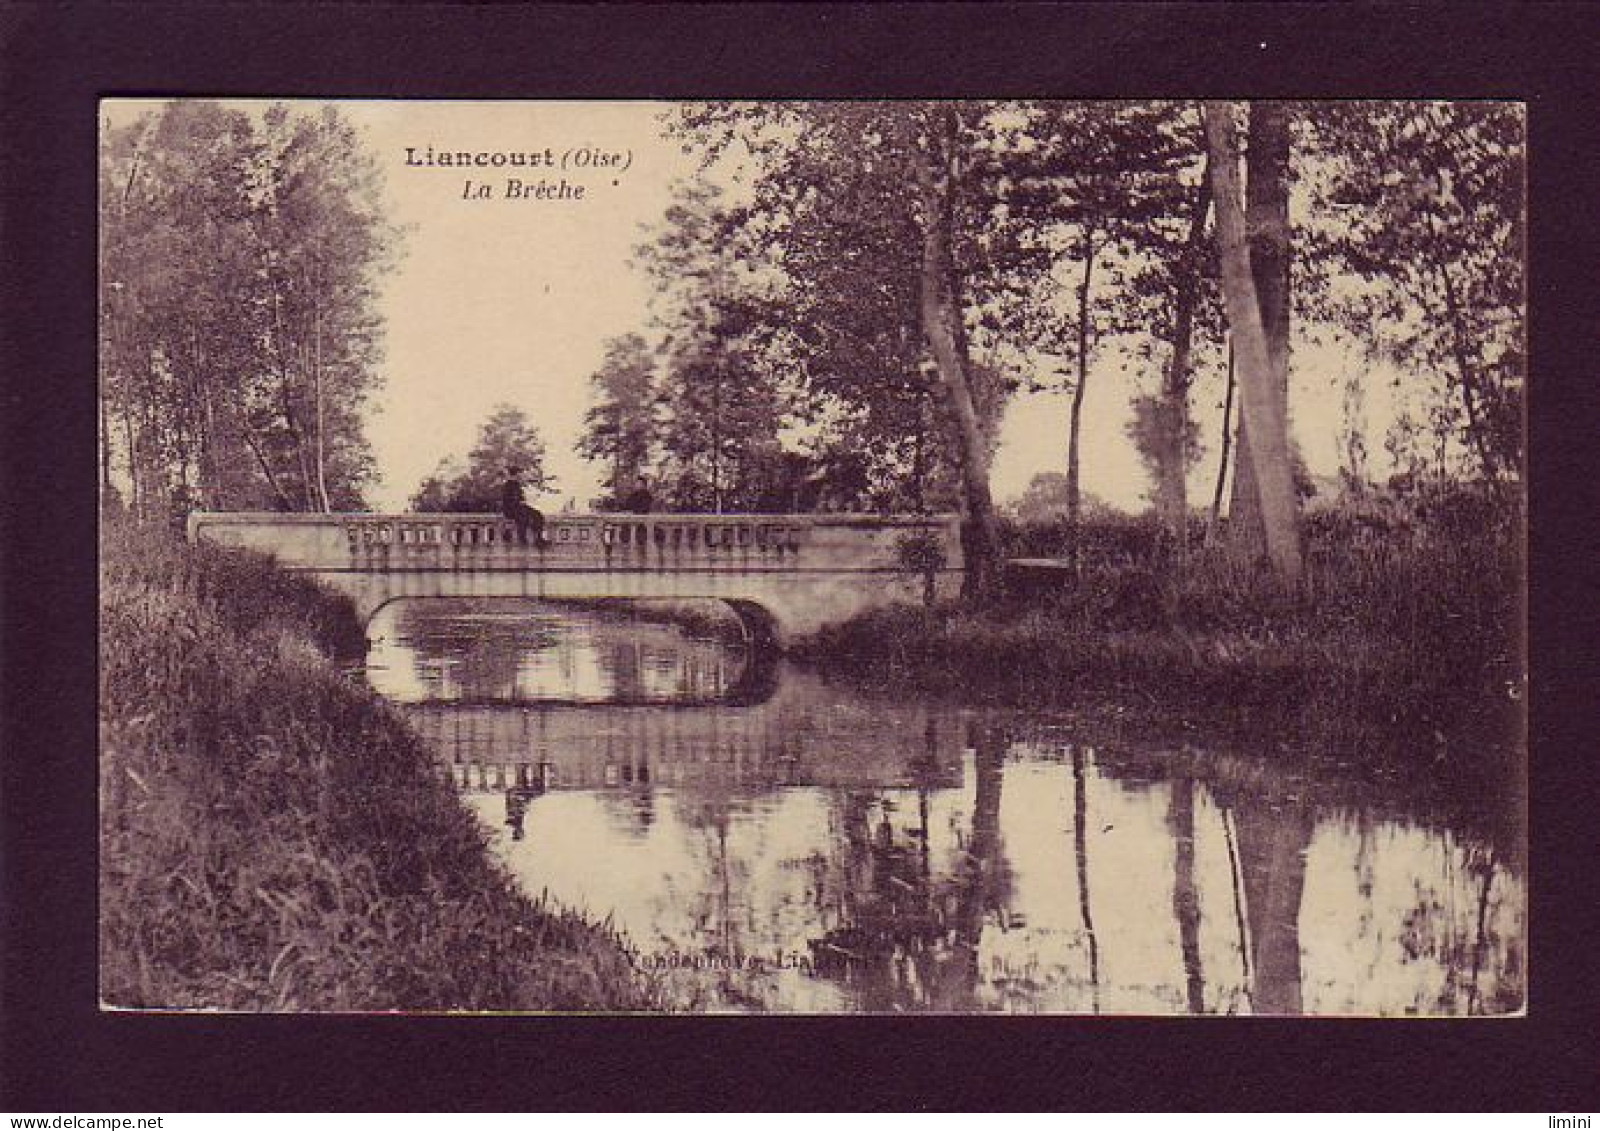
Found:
<box><xmin>722</xmin><ymin>599</ymin><xmax>782</xmax><ymax>651</ymax></box>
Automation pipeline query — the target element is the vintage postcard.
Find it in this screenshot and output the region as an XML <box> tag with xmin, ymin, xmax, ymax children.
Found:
<box><xmin>97</xmin><ymin>98</ymin><xmax>1525</xmax><ymax>1015</ymax></box>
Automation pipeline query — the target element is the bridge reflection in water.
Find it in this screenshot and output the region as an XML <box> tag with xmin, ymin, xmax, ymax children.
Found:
<box><xmin>372</xmin><ymin>600</ymin><xmax>1525</xmax><ymax>1015</ymax></box>
<box><xmin>408</xmin><ymin>673</ymin><xmax>964</xmax><ymax>796</ymax></box>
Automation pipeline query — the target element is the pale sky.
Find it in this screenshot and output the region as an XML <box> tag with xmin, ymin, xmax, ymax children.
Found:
<box><xmin>353</xmin><ymin>101</ymin><xmax>694</xmax><ymax>511</ymax></box>
<box><xmin>109</xmin><ymin>99</ymin><xmax>1405</xmax><ymax>514</ymax></box>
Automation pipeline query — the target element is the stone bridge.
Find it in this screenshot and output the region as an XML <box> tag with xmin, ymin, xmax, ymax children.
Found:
<box><xmin>186</xmin><ymin>511</ymin><xmax>964</xmax><ymax>647</ymax></box>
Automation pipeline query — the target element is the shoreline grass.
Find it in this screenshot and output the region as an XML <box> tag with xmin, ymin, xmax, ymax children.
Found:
<box><xmin>99</xmin><ymin>517</ymin><xmax>654</xmax><ymax>1011</ymax></box>
<box><xmin>796</xmin><ymin>499</ymin><xmax>1524</xmax><ymax>805</ymax></box>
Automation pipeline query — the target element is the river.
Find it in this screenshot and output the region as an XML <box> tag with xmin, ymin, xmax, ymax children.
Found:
<box><xmin>365</xmin><ymin>598</ymin><xmax>1525</xmax><ymax>1015</ymax></box>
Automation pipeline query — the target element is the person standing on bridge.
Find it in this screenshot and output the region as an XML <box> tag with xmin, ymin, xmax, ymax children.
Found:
<box><xmin>501</xmin><ymin>465</ymin><xmax>545</xmax><ymax>546</ymax></box>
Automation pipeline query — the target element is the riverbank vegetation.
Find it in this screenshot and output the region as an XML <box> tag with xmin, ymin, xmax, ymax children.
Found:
<box><xmin>100</xmin><ymin>517</ymin><xmax>651</xmax><ymax>1010</ymax></box>
<box><xmin>802</xmin><ymin>488</ymin><xmax>1522</xmax><ymax>792</ymax></box>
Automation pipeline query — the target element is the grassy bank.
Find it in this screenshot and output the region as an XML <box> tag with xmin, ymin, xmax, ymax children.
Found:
<box><xmin>99</xmin><ymin>518</ymin><xmax>652</xmax><ymax>1011</ymax></box>
<box><xmin>800</xmin><ymin>497</ymin><xmax>1524</xmax><ymax>784</ymax></box>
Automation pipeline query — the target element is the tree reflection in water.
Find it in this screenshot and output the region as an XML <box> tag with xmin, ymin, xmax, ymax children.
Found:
<box><xmin>1168</xmin><ymin>773</ymin><xmax>1205</xmax><ymax>1014</ymax></box>
<box><xmin>808</xmin><ymin>719</ymin><xmax>1013</xmax><ymax>1012</ymax></box>
<box><xmin>1396</xmin><ymin>842</ymin><xmax>1522</xmax><ymax>1016</ymax></box>
<box><xmin>382</xmin><ymin>602</ymin><xmax>1525</xmax><ymax>1015</ymax></box>
<box><xmin>1214</xmin><ymin>775</ymin><xmax>1314</xmax><ymax>1015</ymax></box>
<box><xmin>378</xmin><ymin>598</ymin><xmax>747</xmax><ymax>704</ymax></box>
<box><xmin>1071</xmin><ymin>743</ymin><xmax>1101</xmax><ymax>1013</ymax></box>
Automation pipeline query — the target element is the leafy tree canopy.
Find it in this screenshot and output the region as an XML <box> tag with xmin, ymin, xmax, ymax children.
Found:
<box><xmin>410</xmin><ymin>404</ymin><xmax>550</xmax><ymax>512</ymax></box>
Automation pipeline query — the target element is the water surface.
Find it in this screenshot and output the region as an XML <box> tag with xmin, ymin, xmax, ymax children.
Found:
<box><xmin>367</xmin><ymin>598</ymin><xmax>1525</xmax><ymax>1015</ymax></box>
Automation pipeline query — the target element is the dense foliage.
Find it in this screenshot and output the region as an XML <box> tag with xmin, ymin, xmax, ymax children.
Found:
<box><xmin>409</xmin><ymin>404</ymin><xmax>551</xmax><ymax>513</ymax></box>
<box><xmin>101</xmin><ymin>102</ymin><xmax>400</xmax><ymax>517</ymax></box>
<box><xmin>99</xmin><ymin>518</ymin><xmax>651</xmax><ymax>1009</ymax></box>
<box><xmin>576</xmin><ymin>100</ymin><xmax>1523</xmax><ymax>592</ymax></box>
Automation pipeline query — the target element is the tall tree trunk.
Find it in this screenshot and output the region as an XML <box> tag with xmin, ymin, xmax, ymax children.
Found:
<box><xmin>186</xmin><ymin>331</ymin><xmax>220</xmax><ymax>511</ymax></box>
<box><xmin>103</xmin><ymin>134</ymin><xmax>145</xmax><ymax>512</ymax></box>
<box><xmin>130</xmin><ymin>380</ymin><xmax>149</xmax><ymax>520</ymax></box>
<box><xmin>241</xmin><ymin>425</ymin><xmax>292</xmax><ymax>511</ymax></box>
<box><xmin>312</xmin><ymin>301</ymin><xmax>332</xmax><ymax>512</ymax></box>
<box><xmin>1066</xmin><ymin>233</ymin><xmax>1097</xmax><ymax>538</ymax></box>
<box><xmin>1203</xmin><ymin>102</ymin><xmax>1303</xmax><ymax>587</ymax></box>
<box><xmin>910</xmin><ymin>387</ymin><xmax>928</xmax><ymax>513</ymax></box>
<box><xmin>1425</xmin><ymin>212</ymin><xmax>1501</xmax><ymax>481</ymax></box>
<box><xmin>1157</xmin><ymin>163</ymin><xmax>1213</xmax><ymax>547</ymax></box>
<box><xmin>281</xmin><ymin>379</ymin><xmax>317</xmax><ymax>512</ymax></box>
<box><xmin>119</xmin><ymin>402</ymin><xmax>140</xmax><ymax>519</ymax></box>
<box><xmin>1210</xmin><ymin>338</ymin><xmax>1236</xmax><ymax>533</ymax></box>
<box><xmin>199</xmin><ymin>374</ymin><xmax>219</xmax><ymax>510</ymax></box>
<box><xmin>137</xmin><ymin>381</ymin><xmax>166</xmax><ymax>519</ymax></box>
<box><xmin>905</xmin><ymin>106</ymin><xmax>1001</xmax><ymax>593</ymax></box>
<box><xmin>271</xmin><ymin>278</ymin><xmax>317</xmax><ymax>511</ymax></box>
<box><xmin>711</xmin><ymin>365</ymin><xmax>723</xmax><ymax>513</ymax></box>
<box><xmin>171</xmin><ymin>364</ymin><xmax>196</xmax><ymax>509</ymax></box>
<box><xmin>1228</xmin><ymin>102</ymin><xmax>1295</xmax><ymax>563</ymax></box>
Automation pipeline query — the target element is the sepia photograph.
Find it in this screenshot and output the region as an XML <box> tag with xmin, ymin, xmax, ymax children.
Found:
<box><xmin>97</xmin><ymin>97</ymin><xmax>1526</xmax><ymax>1016</ymax></box>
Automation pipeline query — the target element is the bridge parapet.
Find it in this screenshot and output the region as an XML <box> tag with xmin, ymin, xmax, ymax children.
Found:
<box><xmin>188</xmin><ymin>511</ymin><xmax>963</xmax><ymax>574</ymax></box>
<box><xmin>186</xmin><ymin>511</ymin><xmax>965</xmax><ymax>643</ymax></box>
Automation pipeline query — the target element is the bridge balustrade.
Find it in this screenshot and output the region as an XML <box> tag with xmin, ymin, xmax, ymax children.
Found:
<box><xmin>188</xmin><ymin>510</ymin><xmax>965</xmax><ymax>640</ymax></box>
<box><xmin>337</xmin><ymin>514</ymin><xmax>811</xmax><ymax>570</ymax></box>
